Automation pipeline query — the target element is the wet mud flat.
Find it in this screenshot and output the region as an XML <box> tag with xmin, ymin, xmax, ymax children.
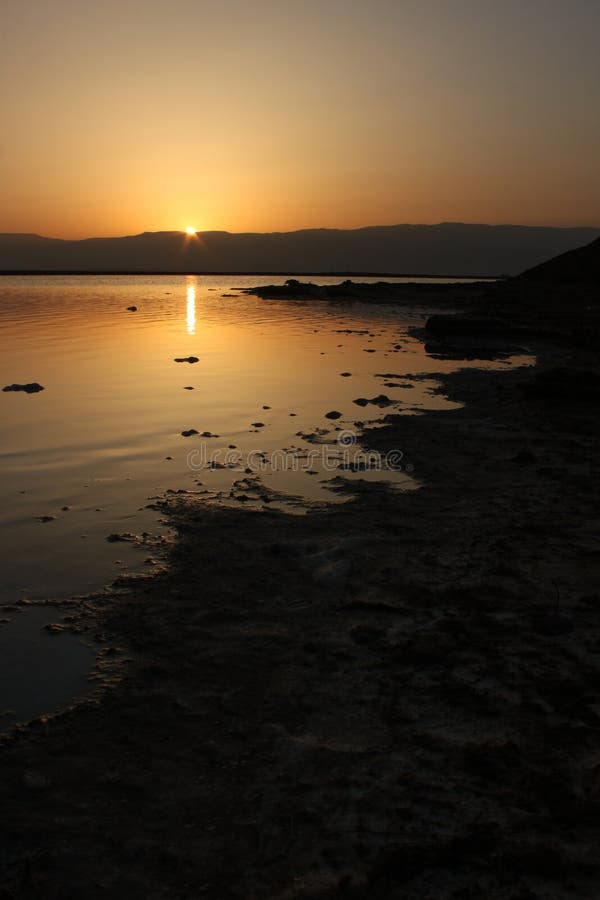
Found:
<box><xmin>1</xmin><ymin>286</ymin><xmax>600</xmax><ymax>899</ymax></box>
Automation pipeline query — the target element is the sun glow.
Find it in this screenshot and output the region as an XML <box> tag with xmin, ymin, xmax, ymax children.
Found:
<box><xmin>186</xmin><ymin>281</ymin><xmax>196</xmax><ymax>335</ymax></box>
<box><xmin>185</xmin><ymin>226</ymin><xmax>196</xmax><ymax>235</ymax></box>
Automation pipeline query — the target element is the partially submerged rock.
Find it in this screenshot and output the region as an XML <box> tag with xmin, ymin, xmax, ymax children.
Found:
<box><xmin>353</xmin><ymin>394</ymin><xmax>394</xmax><ymax>408</ymax></box>
<box><xmin>3</xmin><ymin>383</ymin><xmax>45</xmax><ymax>393</ymax></box>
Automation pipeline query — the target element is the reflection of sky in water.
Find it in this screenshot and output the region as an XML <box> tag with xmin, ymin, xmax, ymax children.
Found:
<box><xmin>0</xmin><ymin>274</ymin><xmax>534</xmax><ymax>607</ymax></box>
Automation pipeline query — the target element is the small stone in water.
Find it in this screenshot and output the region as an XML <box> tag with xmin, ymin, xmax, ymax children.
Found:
<box><xmin>3</xmin><ymin>383</ymin><xmax>44</xmax><ymax>393</ymax></box>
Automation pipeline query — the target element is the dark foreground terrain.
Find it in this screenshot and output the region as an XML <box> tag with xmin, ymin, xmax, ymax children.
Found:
<box><xmin>1</xmin><ymin>273</ymin><xmax>599</xmax><ymax>898</ymax></box>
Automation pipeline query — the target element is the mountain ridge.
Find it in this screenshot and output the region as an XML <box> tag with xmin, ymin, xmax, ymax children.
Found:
<box><xmin>1</xmin><ymin>223</ymin><xmax>599</xmax><ymax>277</ymax></box>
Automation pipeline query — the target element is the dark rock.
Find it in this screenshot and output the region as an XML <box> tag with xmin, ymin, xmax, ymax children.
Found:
<box><xmin>127</xmin><ymin>305</ymin><xmax>137</xmax><ymax>311</ymax></box>
<box><xmin>370</xmin><ymin>394</ymin><xmax>393</xmax><ymax>407</ymax></box>
<box><xmin>325</xmin><ymin>410</ymin><xmax>342</xmax><ymax>419</ymax></box>
<box><xmin>3</xmin><ymin>382</ymin><xmax>45</xmax><ymax>393</ymax></box>
<box><xmin>181</xmin><ymin>429</ymin><xmax>199</xmax><ymax>437</ymax></box>
<box><xmin>353</xmin><ymin>394</ymin><xmax>394</xmax><ymax>407</ymax></box>
<box><xmin>251</xmin><ymin>422</ymin><xmax>265</xmax><ymax>428</ymax></box>
<box><xmin>425</xmin><ymin>314</ymin><xmax>512</xmax><ymax>339</ymax></box>
<box><xmin>340</xmin><ymin>372</ymin><xmax>352</xmax><ymax>377</ymax></box>
<box><xmin>425</xmin><ymin>341</ymin><xmax>513</xmax><ymax>361</ymax></box>
<box><xmin>174</xmin><ymin>357</ymin><xmax>199</xmax><ymax>363</ymax></box>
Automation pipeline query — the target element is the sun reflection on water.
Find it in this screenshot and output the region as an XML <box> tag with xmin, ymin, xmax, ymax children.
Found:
<box><xmin>186</xmin><ymin>280</ymin><xmax>196</xmax><ymax>335</ymax></box>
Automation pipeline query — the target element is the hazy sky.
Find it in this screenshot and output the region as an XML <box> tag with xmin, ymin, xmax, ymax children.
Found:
<box><xmin>2</xmin><ymin>0</ymin><xmax>599</xmax><ymax>237</ymax></box>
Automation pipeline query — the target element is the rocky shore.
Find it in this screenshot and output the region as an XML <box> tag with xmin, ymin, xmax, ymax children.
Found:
<box><xmin>1</xmin><ymin>275</ymin><xmax>599</xmax><ymax>898</ymax></box>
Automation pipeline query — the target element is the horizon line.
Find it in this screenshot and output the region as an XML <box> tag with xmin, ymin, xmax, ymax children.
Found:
<box><xmin>0</xmin><ymin>270</ymin><xmax>502</xmax><ymax>280</ymax></box>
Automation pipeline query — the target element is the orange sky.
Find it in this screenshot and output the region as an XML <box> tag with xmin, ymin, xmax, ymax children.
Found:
<box><xmin>2</xmin><ymin>0</ymin><xmax>599</xmax><ymax>238</ymax></box>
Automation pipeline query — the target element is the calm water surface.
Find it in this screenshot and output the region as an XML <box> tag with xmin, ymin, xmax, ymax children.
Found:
<box><xmin>0</xmin><ymin>274</ymin><xmax>533</xmax><ymax>726</ymax></box>
<box><xmin>0</xmin><ymin>273</ymin><xmax>533</xmax><ymax>602</ymax></box>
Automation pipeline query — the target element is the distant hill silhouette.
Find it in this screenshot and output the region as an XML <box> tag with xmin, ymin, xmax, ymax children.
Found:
<box><xmin>517</xmin><ymin>235</ymin><xmax>600</xmax><ymax>283</ymax></box>
<box><xmin>0</xmin><ymin>224</ymin><xmax>599</xmax><ymax>277</ymax></box>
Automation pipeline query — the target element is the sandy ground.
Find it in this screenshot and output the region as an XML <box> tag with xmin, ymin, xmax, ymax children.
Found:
<box><xmin>1</xmin><ymin>282</ymin><xmax>599</xmax><ymax>899</ymax></box>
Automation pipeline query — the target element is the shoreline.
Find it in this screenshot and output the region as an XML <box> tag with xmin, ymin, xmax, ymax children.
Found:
<box><xmin>1</xmin><ymin>283</ymin><xmax>599</xmax><ymax>897</ymax></box>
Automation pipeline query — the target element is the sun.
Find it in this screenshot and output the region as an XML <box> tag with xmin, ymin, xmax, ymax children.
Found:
<box><xmin>185</xmin><ymin>226</ymin><xmax>196</xmax><ymax>235</ymax></box>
